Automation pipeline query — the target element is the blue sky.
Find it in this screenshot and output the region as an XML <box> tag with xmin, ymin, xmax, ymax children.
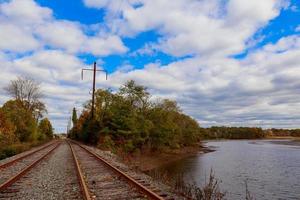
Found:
<box><xmin>0</xmin><ymin>0</ymin><xmax>300</xmax><ymax>132</ymax></box>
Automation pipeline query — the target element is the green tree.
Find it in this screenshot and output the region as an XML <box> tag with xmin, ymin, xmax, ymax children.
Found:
<box><xmin>119</xmin><ymin>80</ymin><xmax>150</xmax><ymax>113</ymax></box>
<box><xmin>72</xmin><ymin>107</ymin><xmax>78</xmax><ymax>126</ymax></box>
<box><xmin>38</xmin><ymin>118</ymin><xmax>53</xmax><ymax>139</ymax></box>
<box><xmin>71</xmin><ymin>80</ymin><xmax>203</xmax><ymax>152</ymax></box>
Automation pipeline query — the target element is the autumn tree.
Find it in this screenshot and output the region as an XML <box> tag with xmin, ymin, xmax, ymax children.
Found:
<box><xmin>38</xmin><ymin>118</ymin><xmax>54</xmax><ymax>139</ymax></box>
<box><xmin>0</xmin><ymin>109</ymin><xmax>16</xmax><ymax>146</ymax></box>
<box><xmin>1</xmin><ymin>100</ymin><xmax>37</xmax><ymax>142</ymax></box>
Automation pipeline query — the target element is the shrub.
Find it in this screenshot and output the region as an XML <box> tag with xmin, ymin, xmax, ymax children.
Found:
<box><xmin>124</xmin><ymin>140</ymin><xmax>135</xmax><ymax>153</ymax></box>
<box><xmin>102</xmin><ymin>135</ymin><xmax>115</xmax><ymax>149</ymax></box>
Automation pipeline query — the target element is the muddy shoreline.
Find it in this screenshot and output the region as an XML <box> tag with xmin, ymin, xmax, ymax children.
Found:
<box><xmin>124</xmin><ymin>142</ymin><xmax>214</xmax><ymax>172</ymax></box>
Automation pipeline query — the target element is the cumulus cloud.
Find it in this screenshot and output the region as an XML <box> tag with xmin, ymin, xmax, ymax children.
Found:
<box><xmin>0</xmin><ymin>0</ymin><xmax>52</xmax><ymax>24</ymax></box>
<box><xmin>85</xmin><ymin>0</ymin><xmax>288</xmax><ymax>57</ymax></box>
<box><xmin>0</xmin><ymin>23</ymin><xmax>40</xmax><ymax>52</ymax></box>
<box><xmin>0</xmin><ymin>0</ymin><xmax>127</xmax><ymax>55</ymax></box>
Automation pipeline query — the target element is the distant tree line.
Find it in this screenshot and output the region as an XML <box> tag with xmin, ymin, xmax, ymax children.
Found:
<box><xmin>265</xmin><ymin>128</ymin><xmax>300</xmax><ymax>137</ymax></box>
<box><xmin>201</xmin><ymin>126</ymin><xmax>266</xmax><ymax>139</ymax></box>
<box><xmin>0</xmin><ymin>77</ymin><xmax>53</xmax><ymax>159</ymax></box>
<box><xmin>68</xmin><ymin>80</ymin><xmax>202</xmax><ymax>153</ymax></box>
<box><xmin>201</xmin><ymin>127</ymin><xmax>300</xmax><ymax>139</ymax></box>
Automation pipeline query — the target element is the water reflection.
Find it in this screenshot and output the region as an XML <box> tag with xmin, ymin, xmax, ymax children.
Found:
<box><xmin>154</xmin><ymin>140</ymin><xmax>300</xmax><ymax>200</ymax></box>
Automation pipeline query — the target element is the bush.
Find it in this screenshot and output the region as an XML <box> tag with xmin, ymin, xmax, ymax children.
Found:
<box><xmin>2</xmin><ymin>146</ymin><xmax>17</xmax><ymax>158</ymax></box>
<box><xmin>124</xmin><ymin>140</ymin><xmax>135</xmax><ymax>153</ymax></box>
<box><xmin>102</xmin><ymin>135</ymin><xmax>115</xmax><ymax>149</ymax></box>
<box><xmin>0</xmin><ymin>141</ymin><xmax>47</xmax><ymax>160</ymax></box>
<box><xmin>0</xmin><ymin>143</ymin><xmax>26</xmax><ymax>160</ymax></box>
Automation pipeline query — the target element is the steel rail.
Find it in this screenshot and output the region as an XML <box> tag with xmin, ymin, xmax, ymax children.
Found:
<box><xmin>0</xmin><ymin>140</ymin><xmax>57</xmax><ymax>169</ymax></box>
<box><xmin>69</xmin><ymin>140</ymin><xmax>165</xmax><ymax>200</ymax></box>
<box><xmin>67</xmin><ymin>140</ymin><xmax>92</xmax><ymax>200</ymax></box>
<box><xmin>0</xmin><ymin>142</ymin><xmax>61</xmax><ymax>192</ymax></box>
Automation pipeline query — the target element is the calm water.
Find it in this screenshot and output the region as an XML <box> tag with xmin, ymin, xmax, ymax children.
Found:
<box><xmin>155</xmin><ymin>140</ymin><xmax>300</xmax><ymax>200</ymax></box>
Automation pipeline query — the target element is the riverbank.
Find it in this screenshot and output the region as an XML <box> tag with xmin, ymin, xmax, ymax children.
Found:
<box><xmin>122</xmin><ymin>143</ymin><xmax>214</xmax><ymax>172</ymax></box>
<box><xmin>265</xmin><ymin>136</ymin><xmax>300</xmax><ymax>140</ymax></box>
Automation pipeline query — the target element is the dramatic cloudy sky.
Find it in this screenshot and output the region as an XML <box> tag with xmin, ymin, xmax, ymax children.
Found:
<box><xmin>0</xmin><ymin>0</ymin><xmax>299</xmax><ymax>132</ymax></box>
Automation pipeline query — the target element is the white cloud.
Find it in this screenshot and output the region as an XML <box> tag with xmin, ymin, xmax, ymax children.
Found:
<box><xmin>36</xmin><ymin>21</ymin><xmax>86</xmax><ymax>53</ymax></box>
<box><xmin>83</xmin><ymin>35</ymin><xmax>128</xmax><ymax>56</ymax></box>
<box><xmin>87</xmin><ymin>0</ymin><xmax>288</xmax><ymax>57</ymax></box>
<box><xmin>0</xmin><ymin>23</ymin><xmax>40</xmax><ymax>52</ymax></box>
<box><xmin>0</xmin><ymin>0</ymin><xmax>128</xmax><ymax>55</ymax></box>
<box><xmin>12</xmin><ymin>50</ymin><xmax>84</xmax><ymax>83</ymax></box>
<box><xmin>83</xmin><ymin>0</ymin><xmax>109</xmax><ymax>8</ymax></box>
<box><xmin>37</xmin><ymin>21</ymin><xmax>128</xmax><ymax>55</ymax></box>
<box><xmin>0</xmin><ymin>0</ymin><xmax>52</xmax><ymax>25</ymax></box>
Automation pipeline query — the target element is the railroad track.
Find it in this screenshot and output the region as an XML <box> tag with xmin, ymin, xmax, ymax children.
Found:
<box><xmin>68</xmin><ymin>140</ymin><xmax>175</xmax><ymax>200</ymax></box>
<box><xmin>0</xmin><ymin>141</ymin><xmax>61</xmax><ymax>197</ymax></box>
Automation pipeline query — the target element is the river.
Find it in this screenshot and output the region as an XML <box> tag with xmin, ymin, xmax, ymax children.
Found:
<box><xmin>154</xmin><ymin>139</ymin><xmax>300</xmax><ymax>199</ymax></box>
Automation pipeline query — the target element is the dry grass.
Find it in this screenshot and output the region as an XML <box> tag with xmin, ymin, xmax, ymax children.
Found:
<box><xmin>149</xmin><ymin>169</ymin><xmax>257</xmax><ymax>200</ymax></box>
<box><xmin>245</xmin><ymin>180</ymin><xmax>255</xmax><ymax>200</ymax></box>
<box><xmin>149</xmin><ymin>169</ymin><xmax>226</xmax><ymax>200</ymax></box>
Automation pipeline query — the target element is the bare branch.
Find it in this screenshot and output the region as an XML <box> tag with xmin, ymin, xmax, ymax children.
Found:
<box><xmin>4</xmin><ymin>76</ymin><xmax>46</xmax><ymax>119</ymax></box>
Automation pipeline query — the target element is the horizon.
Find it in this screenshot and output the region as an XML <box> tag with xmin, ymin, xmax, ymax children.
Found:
<box><xmin>0</xmin><ymin>0</ymin><xmax>299</xmax><ymax>132</ymax></box>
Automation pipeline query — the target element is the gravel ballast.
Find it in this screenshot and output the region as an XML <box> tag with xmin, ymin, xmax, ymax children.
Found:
<box><xmin>0</xmin><ymin>142</ymin><xmax>82</xmax><ymax>200</ymax></box>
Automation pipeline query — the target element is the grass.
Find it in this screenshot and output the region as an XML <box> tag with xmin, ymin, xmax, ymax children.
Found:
<box><xmin>149</xmin><ymin>169</ymin><xmax>255</xmax><ymax>200</ymax></box>
<box><xmin>0</xmin><ymin>140</ymin><xmax>50</xmax><ymax>160</ymax></box>
<box><xmin>149</xmin><ymin>169</ymin><xmax>226</xmax><ymax>200</ymax></box>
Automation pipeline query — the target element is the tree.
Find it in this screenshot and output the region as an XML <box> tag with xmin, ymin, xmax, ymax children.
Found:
<box><xmin>38</xmin><ymin>118</ymin><xmax>53</xmax><ymax>139</ymax></box>
<box><xmin>1</xmin><ymin>100</ymin><xmax>37</xmax><ymax>142</ymax></box>
<box><xmin>0</xmin><ymin>109</ymin><xmax>16</xmax><ymax>146</ymax></box>
<box><xmin>119</xmin><ymin>80</ymin><xmax>150</xmax><ymax>112</ymax></box>
<box><xmin>4</xmin><ymin>77</ymin><xmax>46</xmax><ymax>119</ymax></box>
<box><xmin>72</xmin><ymin>107</ymin><xmax>78</xmax><ymax>126</ymax></box>
<box><xmin>72</xmin><ymin>80</ymin><xmax>203</xmax><ymax>151</ymax></box>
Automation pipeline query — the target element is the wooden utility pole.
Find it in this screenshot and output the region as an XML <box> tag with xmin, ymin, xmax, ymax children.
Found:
<box><xmin>82</xmin><ymin>62</ymin><xmax>107</xmax><ymax>118</ymax></box>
